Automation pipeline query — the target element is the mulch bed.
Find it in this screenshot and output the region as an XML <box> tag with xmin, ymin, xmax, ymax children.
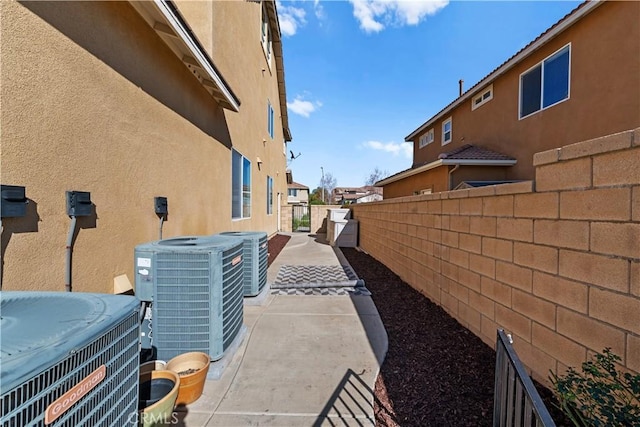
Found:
<box><xmin>267</xmin><ymin>233</ymin><xmax>291</xmax><ymax>267</ymax></box>
<box><xmin>340</xmin><ymin>247</ymin><xmax>570</xmax><ymax>426</ymax></box>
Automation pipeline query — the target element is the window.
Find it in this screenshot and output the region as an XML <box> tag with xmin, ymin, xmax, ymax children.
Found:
<box><xmin>267</xmin><ymin>100</ymin><xmax>274</xmax><ymax>139</ymax></box>
<box><xmin>267</xmin><ymin>176</ymin><xmax>273</xmax><ymax>215</ymax></box>
<box><xmin>288</xmin><ymin>189</ymin><xmax>297</xmax><ymax>197</ymax></box>
<box><xmin>471</xmin><ymin>85</ymin><xmax>493</xmax><ymax>110</ymax></box>
<box><xmin>442</xmin><ymin>117</ymin><xmax>452</xmax><ymax>145</ymax></box>
<box><xmin>261</xmin><ymin>5</ymin><xmax>272</xmax><ymax>66</ymax></box>
<box><xmin>419</xmin><ymin>129</ymin><xmax>434</xmax><ymax>148</ymax></box>
<box><xmin>232</xmin><ymin>149</ymin><xmax>251</xmax><ymax>219</ymax></box>
<box><xmin>519</xmin><ymin>44</ymin><xmax>570</xmax><ymax>119</ymax></box>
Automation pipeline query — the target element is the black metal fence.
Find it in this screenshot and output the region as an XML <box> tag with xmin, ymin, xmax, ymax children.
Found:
<box><xmin>292</xmin><ymin>204</ymin><xmax>310</xmax><ymax>232</ymax></box>
<box><xmin>493</xmin><ymin>329</ymin><xmax>556</xmax><ymax>427</ymax></box>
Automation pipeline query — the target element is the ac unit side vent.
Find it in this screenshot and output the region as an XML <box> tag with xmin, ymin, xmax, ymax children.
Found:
<box><xmin>218</xmin><ymin>231</ymin><xmax>269</xmax><ymax>297</ymax></box>
<box><xmin>1</xmin><ymin>303</ymin><xmax>139</xmax><ymax>426</ymax></box>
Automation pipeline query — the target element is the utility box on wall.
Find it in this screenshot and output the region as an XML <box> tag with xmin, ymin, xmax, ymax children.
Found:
<box><xmin>1</xmin><ymin>185</ymin><xmax>27</xmax><ymax>218</ymax></box>
<box><xmin>154</xmin><ymin>197</ymin><xmax>168</xmax><ymax>216</ymax></box>
<box><xmin>66</xmin><ymin>191</ymin><xmax>92</xmax><ymax>217</ymax></box>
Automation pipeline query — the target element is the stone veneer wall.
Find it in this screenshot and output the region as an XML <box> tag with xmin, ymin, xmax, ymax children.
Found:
<box><xmin>351</xmin><ymin>128</ymin><xmax>640</xmax><ymax>384</ymax></box>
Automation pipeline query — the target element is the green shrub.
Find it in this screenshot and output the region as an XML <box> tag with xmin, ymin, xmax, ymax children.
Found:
<box><xmin>550</xmin><ymin>348</ymin><xmax>640</xmax><ymax>426</ymax></box>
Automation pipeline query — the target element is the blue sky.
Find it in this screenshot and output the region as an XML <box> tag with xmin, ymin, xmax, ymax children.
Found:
<box><xmin>277</xmin><ymin>0</ymin><xmax>582</xmax><ymax>190</ymax></box>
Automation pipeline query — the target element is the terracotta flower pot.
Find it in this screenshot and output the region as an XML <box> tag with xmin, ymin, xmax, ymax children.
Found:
<box><xmin>165</xmin><ymin>352</ymin><xmax>211</xmax><ymax>406</ymax></box>
<box><xmin>140</xmin><ymin>360</ymin><xmax>167</xmax><ymax>376</ymax></box>
<box><xmin>138</xmin><ymin>369</ymin><xmax>180</xmax><ymax>427</ymax></box>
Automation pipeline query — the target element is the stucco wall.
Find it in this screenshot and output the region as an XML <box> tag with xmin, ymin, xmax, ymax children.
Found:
<box><xmin>0</xmin><ymin>1</ymin><xmax>288</xmax><ymax>293</ymax></box>
<box><xmin>383</xmin><ymin>166</ymin><xmax>450</xmax><ymax>198</ymax></box>
<box><xmin>352</xmin><ymin>128</ymin><xmax>640</xmax><ymax>384</ymax></box>
<box><xmin>411</xmin><ymin>1</ymin><xmax>640</xmax><ymax>183</ymax></box>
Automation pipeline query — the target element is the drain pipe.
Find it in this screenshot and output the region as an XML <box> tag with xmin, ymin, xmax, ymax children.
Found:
<box><xmin>448</xmin><ymin>164</ymin><xmax>460</xmax><ymax>191</ymax></box>
<box><xmin>65</xmin><ymin>215</ymin><xmax>77</xmax><ymax>292</ymax></box>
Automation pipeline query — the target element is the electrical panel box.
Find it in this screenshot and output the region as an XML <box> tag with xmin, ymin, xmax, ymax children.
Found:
<box><xmin>66</xmin><ymin>191</ymin><xmax>92</xmax><ymax>217</ymax></box>
<box><xmin>1</xmin><ymin>185</ymin><xmax>27</xmax><ymax>218</ymax></box>
<box><xmin>154</xmin><ymin>196</ymin><xmax>168</xmax><ymax>216</ymax></box>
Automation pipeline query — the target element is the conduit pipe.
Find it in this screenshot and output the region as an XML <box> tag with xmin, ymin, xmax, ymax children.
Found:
<box><xmin>159</xmin><ymin>216</ymin><xmax>165</xmax><ymax>240</ymax></box>
<box><xmin>65</xmin><ymin>216</ymin><xmax>77</xmax><ymax>292</ymax></box>
<box><xmin>448</xmin><ymin>164</ymin><xmax>460</xmax><ymax>191</ymax></box>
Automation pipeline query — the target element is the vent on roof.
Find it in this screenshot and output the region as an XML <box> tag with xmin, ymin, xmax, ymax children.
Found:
<box><xmin>0</xmin><ymin>292</ymin><xmax>140</xmax><ymax>426</ymax></box>
<box><xmin>135</xmin><ymin>236</ymin><xmax>244</xmax><ymax>361</ymax></box>
<box><xmin>218</xmin><ymin>232</ymin><xmax>268</xmax><ymax>297</ymax></box>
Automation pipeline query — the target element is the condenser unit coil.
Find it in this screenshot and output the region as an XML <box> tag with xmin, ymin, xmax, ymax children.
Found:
<box><xmin>0</xmin><ymin>291</ymin><xmax>140</xmax><ymax>427</ymax></box>
<box><xmin>218</xmin><ymin>231</ymin><xmax>268</xmax><ymax>297</ymax></box>
<box><xmin>134</xmin><ymin>235</ymin><xmax>244</xmax><ymax>361</ymax></box>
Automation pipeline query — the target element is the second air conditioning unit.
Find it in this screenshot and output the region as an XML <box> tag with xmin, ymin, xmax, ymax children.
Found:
<box><xmin>135</xmin><ymin>235</ymin><xmax>244</xmax><ymax>362</ymax></box>
<box><xmin>218</xmin><ymin>231</ymin><xmax>268</xmax><ymax>297</ymax></box>
<box><xmin>0</xmin><ymin>291</ymin><xmax>140</xmax><ymax>426</ymax></box>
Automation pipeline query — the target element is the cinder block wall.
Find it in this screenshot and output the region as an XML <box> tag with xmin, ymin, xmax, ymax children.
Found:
<box><xmin>351</xmin><ymin>128</ymin><xmax>640</xmax><ymax>384</ymax></box>
<box><xmin>279</xmin><ymin>204</ymin><xmax>342</xmax><ymax>233</ymax></box>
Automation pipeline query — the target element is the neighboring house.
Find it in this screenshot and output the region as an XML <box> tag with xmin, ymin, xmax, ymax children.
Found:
<box><xmin>378</xmin><ymin>0</ymin><xmax>640</xmax><ymax>198</ymax></box>
<box><xmin>1</xmin><ymin>0</ymin><xmax>291</xmax><ymax>293</ymax></box>
<box><xmin>333</xmin><ymin>186</ymin><xmax>383</xmax><ymax>204</ymax></box>
<box><xmin>287</xmin><ymin>182</ymin><xmax>309</xmax><ymax>204</ymax></box>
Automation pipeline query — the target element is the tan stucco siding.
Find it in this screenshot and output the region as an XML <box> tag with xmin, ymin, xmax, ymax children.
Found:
<box><xmin>383</xmin><ymin>166</ymin><xmax>450</xmax><ymax>198</ymax></box>
<box><xmin>1</xmin><ymin>1</ymin><xmax>288</xmax><ymax>293</ymax></box>
<box><xmin>178</xmin><ymin>0</ymin><xmax>289</xmax><ymax>229</ymax></box>
<box><xmin>412</xmin><ymin>1</ymin><xmax>640</xmax><ymax>181</ymax></box>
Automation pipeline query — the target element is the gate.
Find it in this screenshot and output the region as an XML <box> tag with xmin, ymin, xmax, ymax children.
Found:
<box><xmin>493</xmin><ymin>329</ymin><xmax>556</xmax><ymax>426</ymax></box>
<box><xmin>292</xmin><ymin>204</ymin><xmax>310</xmax><ymax>232</ymax></box>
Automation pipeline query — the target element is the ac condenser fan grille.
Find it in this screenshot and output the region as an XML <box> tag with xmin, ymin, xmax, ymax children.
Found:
<box><xmin>221</xmin><ymin>245</ymin><xmax>244</xmax><ymax>351</ymax></box>
<box><xmin>1</xmin><ymin>311</ymin><xmax>139</xmax><ymax>427</ymax></box>
<box><xmin>154</xmin><ymin>252</ymin><xmax>212</xmax><ymax>360</ymax></box>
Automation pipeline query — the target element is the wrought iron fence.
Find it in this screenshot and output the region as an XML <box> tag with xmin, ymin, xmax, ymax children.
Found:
<box><xmin>493</xmin><ymin>329</ymin><xmax>556</xmax><ymax>427</ymax></box>
<box><xmin>292</xmin><ymin>204</ymin><xmax>310</xmax><ymax>232</ymax></box>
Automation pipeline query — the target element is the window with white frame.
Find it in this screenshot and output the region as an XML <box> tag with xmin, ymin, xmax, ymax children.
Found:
<box><xmin>288</xmin><ymin>188</ymin><xmax>297</xmax><ymax>197</ymax></box>
<box><xmin>261</xmin><ymin>5</ymin><xmax>273</xmax><ymax>66</ymax></box>
<box><xmin>232</xmin><ymin>149</ymin><xmax>251</xmax><ymax>219</ymax></box>
<box><xmin>267</xmin><ymin>176</ymin><xmax>274</xmax><ymax>215</ymax></box>
<box><xmin>519</xmin><ymin>44</ymin><xmax>570</xmax><ymax>119</ymax></box>
<box><xmin>442</xmin><ymin>117</ymin><xmax>452</xmax><ymax>145</ymax></box>
<box><xmin>419</xmin><ymin>129</ymin><xmax>434</xmax><ymax>148</ymax></box>
<box><xmin>267</xmin><ymin>100</ymin><xmax>274</xmax><ymax>139</ymax></box>
<box><xmin>472</xmin><ymin>85</ymin><xmax>493</xmax><ymax>110</ymax></box>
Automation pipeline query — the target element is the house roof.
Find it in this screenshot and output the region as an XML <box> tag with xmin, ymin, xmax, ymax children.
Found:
<box><xmin>265</xmin><ymin>0</ymin><xmax>292</xmax><ymax>141</ymax></box>
<box><xmin>404</xmin><ymin>0</ymin><xmax>602</xmax><ymax>142</ymax></box>
<box><xmin>376</xmin><ymin>144</ymin><xmax>516</xmax><ymax>187</ymax></box>
<box><xmin>288</xmin><ymin>181</ymin><xmax>308</xmax><ymax>190</ymax></box>
<box><xmin>437</xmin><ymin>144</ymin><xmax>516</xmax><ymax>161</ymax></box>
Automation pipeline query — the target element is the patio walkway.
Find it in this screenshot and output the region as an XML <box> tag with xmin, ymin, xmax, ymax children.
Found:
<box><xmin>175</xmin><ymin>233</ymin><xmax>388</xmax><ymax>426</ymax></box>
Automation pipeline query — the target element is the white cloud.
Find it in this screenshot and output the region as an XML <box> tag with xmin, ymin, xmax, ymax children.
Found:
<box><xmin>362</xmin><ymin>140</ymin><xmax>412</xmax><ymax>158</ymax></box>
<box><xmin>277</xmin><ymin>1</ymin><xmax>307</xmax><ymax>37</ymax></box>
<box><xmin>314</xmin><ymin>0</ymin><xmax>326</xmax><ymax>20</ymax></box>
<box><xmin>287</xmin><ymin>96</ymin><xmax>323</xmax><ymax>118</ymax></box>
<box><xmin>349</xmin><ymin>0</ymin><xmax>448</xmax><ymax>33</ymax></box>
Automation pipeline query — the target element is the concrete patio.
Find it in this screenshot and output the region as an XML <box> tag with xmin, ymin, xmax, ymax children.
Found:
<box><xmin>175</xmin><ymin>233</ymin><xmax>388</xmax><ymax>426</ymax></box>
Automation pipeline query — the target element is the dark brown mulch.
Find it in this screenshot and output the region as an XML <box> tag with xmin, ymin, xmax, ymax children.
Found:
<box><xmin>341</xmin><ymin>247</ymin><xmax>570</xmax><ymax>426</ymax></box>
<box><xmin>267</xmin><ymin>233</ymin><xmax>291</xmax><ymax>267</ymax></box>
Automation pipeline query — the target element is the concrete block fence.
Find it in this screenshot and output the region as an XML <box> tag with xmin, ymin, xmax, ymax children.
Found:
<box><xmin>351</xmin><ymin>128</ymin><xmax>640</xmax><ymax>385</ymax></box>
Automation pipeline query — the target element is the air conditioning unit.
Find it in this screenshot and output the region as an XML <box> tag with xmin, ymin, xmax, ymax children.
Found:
<box><xmin>134</xmin><ymin>235</ymin><xmax>244</xmax><ymax>362</ymax></box>
<box><xmin>218</xmin><ymin>231</ymin><xmax>268</xmax><ymax>297</ymax></box>
<box><xmin>0</xmin><ymin>291</ymin><xmax>140</xmax><ymax>426</ymax></box>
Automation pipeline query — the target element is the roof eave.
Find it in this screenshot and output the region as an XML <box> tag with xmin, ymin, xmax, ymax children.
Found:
<box><xmin>130</xmin><ymin>0</ymin><xmax>241</xmax><ymax>112</ymax></box>
<box><xmin>266</xmin><ymin>1</ymin><xmax>292</xmax><ymax>142</ymax></box>
<box><xmin>404</xmin><ymin>0</ymin><xmax>602</xmax><ymax>142</ymax></box>
<box><xmin>375</xmin><ymin>159</ymin><xmax>516</xmax><ymax>186</ymax></box>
